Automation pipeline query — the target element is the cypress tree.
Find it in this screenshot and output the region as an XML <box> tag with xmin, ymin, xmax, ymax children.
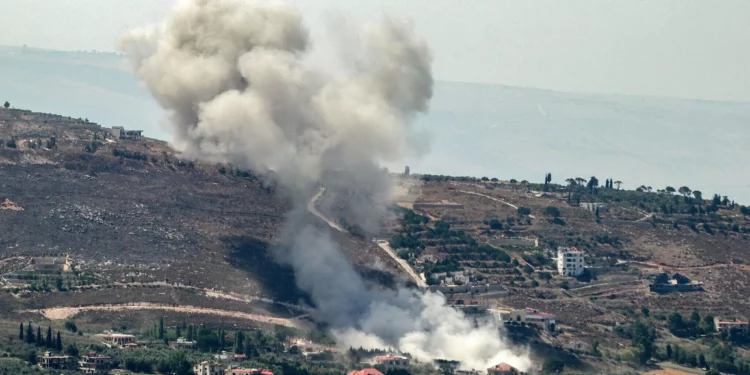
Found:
<box><xmin>187</xmin><ymin>325</ymin><xmax>193</xmax><ymax>341</ymax></box>
<box><xmin>26</xmin><ymin>323</ymin><xmax>34</xmax><ymax>344</ymax></box>
<box><xmin>46</xmin><ymin>326</ymin><xmax>53</xmax><ymax>348</ymax></box>
<box><xmin>56</xmin><ymin>331</ymin><xmax>62</xmax><ymax>351</ymax></box>
<box><xmin>19</xmin><ymin>323</ymin><xmax>24</xmax><ymax>341</ymax></box>
<box><xmin>176</xmin><ymin>325</ymin><xmax>181</xmax><ymax>338</ymax></box>
<box><xmin>159</xmin><ymin>318</ymin><xmax>164</xmax><ymax>339</ymax></box>
<box><xmin>36</xmin><ymin>327</ymin><xmax>43</xmax><ymax>346</ymax></box>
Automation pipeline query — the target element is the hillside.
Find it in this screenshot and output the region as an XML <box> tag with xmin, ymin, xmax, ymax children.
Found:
<box><xmin>0</xmin><ymin>107</ymin><xmax>402</xmax><ymax>324</ymax></box>
<box><xmin>386</xmin><ymin>174</ymin><xmax>750</xmax><ymax>372</ymax></box>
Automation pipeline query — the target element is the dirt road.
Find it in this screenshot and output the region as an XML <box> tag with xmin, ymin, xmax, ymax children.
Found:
<box><xmin>31</xmin><ymin>303</ymin><xmax>297</xmax><ymax>327</ymax></box>
<box><xmin>376</xmin><ymin>240</ymin><xmax>427</xmax><ymax>288</ymax></box>
<box><xmin>458</xmin><ymin>190</ymin><xmax>536</xmax><ymax>218</ymax></box>
<box><xmin>307</xmin><ymin>188</ymin><xmax>426</xmax><ymax>287</ymax></box>
<box><xmin>308</xmin><ymin>188</ymin><xmax>346</xmax><ymax>232</ymax></box>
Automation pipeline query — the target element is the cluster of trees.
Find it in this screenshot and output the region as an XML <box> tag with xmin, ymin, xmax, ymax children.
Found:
<box><xmin>666</xmin><ymin>310</ymin><xmax>715</xmax><ymax>337</ymax></box>
<box><xmin>19</xmin><ymin>322</ymin><xmax>63</xmax><ymax>351</ymax></box>
<box><xmin>112</xmin><ymin>148</ymin><xmax>148</xmax><ymax>161</ymax></box>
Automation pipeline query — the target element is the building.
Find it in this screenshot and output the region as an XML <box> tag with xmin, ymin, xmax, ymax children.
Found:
<box><xmin>110</xmin><ymin>126</ymin><xmax>143</xmax><ymax>141</ymax></box>
<box><xmin>580</xmin><ymin>203</ymin><xmax>609</xmax><ymax>213</ymax></box>
<box><xmin>38</xmin><ymin>351</ymin><xmax>76</xmax><ymax>370</ymax></box>
<box><xmin>100</xmin><ymin>333</ymin><xmax>136</xmax><ymax>347</ymax></box>
<box><xmin>31</xmin><ymin>255</ymin><xmax>73</xmax><ymax>272</ymax></box>
<box><xmin>507</xmin><ymin>308</ymin><xmax>556</xmax><ymax>332</ymax></box>
<box><xmin>194</xmin><ymin>361</ymin><xmax>224</xmax><ymax>375</ymax></box>
<box><xmin>79</xmin><ymin>352</ymin><xmax>111</xmax><ymax>374</ymax></box>
<box><xmin>170</xmin><ymin>337</ymin><xmax>197</xmax><ymax>349</ymax></box>
<box><xmin>348</xmin><ymin>369</ymin><xmax>385</xmax><ymax>375</ymax></box>
<box><xmin>714</xmin><ymin>318</ymin><xmax>750</xmax><ymax>333</ymax></box>
<box><xmin>373</xmin><ymin>355</ymin><xmax>409</xmax><ymax>370</ymax></box>
<box><xmin>224</xmin><ymin>367</ymin><xmax>273</xmax><ymax>375</ymax></box>
<box><xmin>557</xmin><ymin>247</ymin><xmax>585</xmax><ymax>276</ymax></box>
<box><xmin>487</xmin><ymin>363</ymin><xmax>518</xmax><ymax>375</ymax></box>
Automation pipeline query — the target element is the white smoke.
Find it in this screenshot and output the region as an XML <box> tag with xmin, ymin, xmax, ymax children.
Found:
<box><xmin>120</xmin><ymin>0</ymin><xmax>530</xmax><ymax>371</ymax></box>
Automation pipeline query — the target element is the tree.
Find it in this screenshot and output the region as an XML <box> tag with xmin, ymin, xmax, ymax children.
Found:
<box><xmin>542</xmin><ymin>358</ymin><xmax>565</xmax><ymax>373</ymax></box>
<box><xmin>614</xmin><ymin>180</ymin><xmax>622</xmax><ymax>190</ymax></box>
<box><xmin>25</xmin><ymin>323</ymin><xmax>34</xmax><ymax>344</ymax></box>
<box><xmin>19</xmin><ymin>323</ymin><xmax>24</xmax><ymax>341</ymax></box>
<box><xmin>630</xmin><ymin>320</ymin><xmax>656</xmax><ymax>364</ymax></box>
<box><xmin>481</xmin><ymin>177</ymin><xmax>489</xmax><ymax>181</ymax></box>
<box><xmin>666</xmin><ymin>344</ymin><xmax>673</xmax><ymax>359</ymax></box>
<box><xmin>538</xmin><ymin>272</ymin><xmax>552</xmax><ymax>283</ymax></box>
<box><xmin>517</xmin><ymin>207</ymin><xmax>531</xmax><ymax>216</ymax></box>
<box><xmin>36</xmin><ymin>327</ymin><xmax>43</xmax><ymax>347</ymax></box>
<box><xmin>693</xmin><ymin>190</ymin><xmax>703</xmax><ymax>203</ymax></box>
<box><xmin>706</xmin><ymin>370</ymin><xmax>720</xmax><ymax>375</ymax></box>
<box><xmin>3</xmin><ymin>101</ymin><xmax>9</xmax><ymax>109</ymax></box>
<box><xmin>641</xmin><ymin>306</ymin><xmax>650</xmax><ymax>318</ymax></box>
<box><xmin>587</xmin><ymin>176</ymin><xmax>599</xmax><ymax>191</ymax></box>
<box><xmin>544</xmin><ymin>206</ymin><xmax>561</xmax><ymax>219</ymax></box>
<box><xmin>679</xmin><ymin>186</ymin><xmax>692</xmax><ymax>198</ymax></box>
<box><xmin>159</xmin><ymin>318</ymin><xmax>165</xmax><ymax>339</ymax></box>
<box><xmin>666</xmin><ymin>186</ymin><xmax>676</xmax><ymax>194</ymax></box>
<box><xmin>46</xmin><ymin>326</ymin><xmax>53</xmax><ymax>348</ymax></box>
<box><xmin>65</xmin><ymin>344</ymin><xmax>79</xmax><ymax>357</ymax></box>
<box><xmin>698</xmin><ymin>353</ymin><xmax>707</xmax><ymax>368</ymax></box>
<box><xmin>64</xmin><ymin>321</ymin><xmax>77</xmax><ymax>333</ymax></box>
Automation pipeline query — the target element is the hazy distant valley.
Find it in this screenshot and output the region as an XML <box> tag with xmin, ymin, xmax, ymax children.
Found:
<box><xmin>2</xmin><ymin>45</ymin><xmax>749</xmax><ymax>203</ymax></box>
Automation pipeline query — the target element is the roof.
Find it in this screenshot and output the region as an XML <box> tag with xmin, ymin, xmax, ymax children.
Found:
<box><xmin>234</xmin><ymin>354</ymin><xmax>248</xmax><ymax>358</ymax></box>
<box><xmin>225</xmin><ymin>368</ymin><xmax>273</xmax><ymax>375</ymax></box>
<box><xmin>718</xmin><ymin>321</ymin><xmax>749</xmax><ymax>325</ymax></box>
<box><xmin>525</xmin><ymin>308</ymin><xmax>554</xmax><ymax>318</ymax></box>
<box><xmin>489</xmin><ymin>363</ymin><xmax>516</xmax><ymax>372</ymax></box>
<box><xmin>374</xmin><ymin>355</ymin><xmax>408</xmax><ymax>361</ymax></box>
<box><xmin>349</xmin><ymin>369</ymin><xmax>385</xmax><ymax>375</ymax></box>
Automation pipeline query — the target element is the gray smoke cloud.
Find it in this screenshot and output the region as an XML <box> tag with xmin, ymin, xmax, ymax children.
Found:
<box><xmin>120</xmin><ymin>0</ymin><xmax>530</xmax><ymax>370</ymax></box>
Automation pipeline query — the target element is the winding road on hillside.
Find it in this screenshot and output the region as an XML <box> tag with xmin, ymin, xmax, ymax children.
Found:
<box><xmin>308</xmin><ymin>188</ymin><xmax>426</xmax><ymax>288</ymax></box>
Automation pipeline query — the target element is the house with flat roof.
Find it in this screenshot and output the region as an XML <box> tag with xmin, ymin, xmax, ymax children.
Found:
<box><xmin>715</xmin><ymin>318</ymin><xmax>749</xmax><ymax>333</ymax></box>
<box><xmin>373</xmin><ymin>355</ymin><xmax>410</xmax><ymax>370</ymax></box>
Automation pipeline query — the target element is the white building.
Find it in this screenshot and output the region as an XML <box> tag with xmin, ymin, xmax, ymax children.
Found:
<box><xmin>557</xmin><ymin>247</ymin><xmax>585</xmax><ymax>276</ymax></box>
<box><xmin>373</xmin><ymin>355</ymin><xmax>410</xmax><ymax>370</ymax></box>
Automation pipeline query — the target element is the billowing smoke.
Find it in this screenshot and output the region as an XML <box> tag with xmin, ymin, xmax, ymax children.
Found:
<box><xmin>120</xmin><ymin>0</ymin><xmax>530</xmax><ymax>370</ymax></box>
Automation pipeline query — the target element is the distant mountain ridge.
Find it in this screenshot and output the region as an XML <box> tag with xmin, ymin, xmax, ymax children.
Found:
<box><xmin>2</xmin><ymin>45</ymin><xmax>748</xmax><ymax>203</ymax></box>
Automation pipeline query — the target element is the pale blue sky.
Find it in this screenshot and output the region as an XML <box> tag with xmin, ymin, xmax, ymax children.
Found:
<box><xmin>0</xmin><ymin>0</ymin><xmax>749</xmax><ymax>101</ymax></box>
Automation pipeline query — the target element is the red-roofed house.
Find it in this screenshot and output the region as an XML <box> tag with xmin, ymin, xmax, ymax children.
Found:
<box><xmin>348</xmin><ymin>368</ymin><xmax>385</xmax><ymax>375</ymax></box>
<box><xmin>714</xmin><ymin>318</ymin><xmax>749</xmax><ymax>333</ymax></box>
<box><xmin>507</xmin><ymin>308</ymin><xmax>556</xmax><ymax>332</ymax></box>
<box><xmin>487</xmin><ymin>362</ymin><xmax>518</xmax><ymax>375</ymax></box>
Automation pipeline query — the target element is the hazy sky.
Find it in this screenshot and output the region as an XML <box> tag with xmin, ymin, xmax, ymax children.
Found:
<box><xmin>1</xmin><ymin>0</ymin><xmax>749</xmax><ymax>101</ymax></box>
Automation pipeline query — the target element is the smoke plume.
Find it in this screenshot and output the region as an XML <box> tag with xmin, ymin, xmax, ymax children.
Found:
<box><xmin>121</xmin><ymin>0</ymin><xmax>529</xmax><ymax>370</ymax></box>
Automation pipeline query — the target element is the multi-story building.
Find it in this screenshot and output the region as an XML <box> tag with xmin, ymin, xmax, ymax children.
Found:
<box><xmin>38</xmin><ymin>351</ymin><xmax>76</xmax><ymax>370</ymax></box>
<box><xmin>193</xmin><ymin>361</ymin><xmax>223</xmax><ymax>375</ymax></box>
<box><xmin>78</xmin><ymin>352</ymin><xmax>111</xmax><ymax>374</ymax></box>
<box><xmin>557</xmin><ymin>247</ymin><xmax>585</xmax><ymax>276</ymax></box>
